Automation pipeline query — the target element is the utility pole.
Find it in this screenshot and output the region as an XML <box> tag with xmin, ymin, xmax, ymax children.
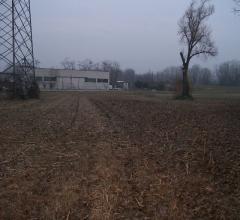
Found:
<box><xmin>0</xmin><ymin>0</ymin><xmax>36</xmax><ymax>98</ymax></box>
<box><xmin>12</xmin><ymin>0</ymin><xmax>16</xmax><ymax>93</ymax></box>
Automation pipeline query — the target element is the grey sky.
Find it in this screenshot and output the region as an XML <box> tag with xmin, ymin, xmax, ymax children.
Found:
<box><xmin>32</xmin><ymin>0</ymin><xmax>240</xmax><ymax>73</ymax></box>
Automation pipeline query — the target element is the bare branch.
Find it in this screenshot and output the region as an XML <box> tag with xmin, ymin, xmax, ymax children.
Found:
<box><xmin>61</xmin><ymin>57</ymin><xmax>76</xmax><ymax>70</ymax></box>
<box><xmin>178</xmin><ymin>0</ymin><xmax>217</xmax><ymax>65</ymax></box>
<box><xmin>234</xmin><ymin>0</ymin><xmax>240</xmax><ymax>13</ymax></box>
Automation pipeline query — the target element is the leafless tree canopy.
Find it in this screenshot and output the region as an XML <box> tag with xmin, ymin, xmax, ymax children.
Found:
<box><xmin>234</xmin><ymin>0</ymin><xmax>240</xmax><ymax>13</ymax></box>
<box><xmin>178</xmin><ymin>0</ymin><xmax>217</xmax><ymax>64</ymax></box>
<box><xmin>61</xmin><ymin>58</ymin><xmax>76</xmax><ymax>70</ymax></box>
<box><xmin>217</xmin><ymin>61</ymin><xmax>240</xmax><ymax>86</ymax></box>
<box><xmin>77</xmin><ymin>59</ymin><xmax>100</xmax><ymax>71</ymax></box>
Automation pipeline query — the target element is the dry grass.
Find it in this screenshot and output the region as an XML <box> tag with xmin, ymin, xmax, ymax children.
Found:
<box><xmin>0</xmin><ymin>91</ymin><xmax>240</xmax><ymax>219</ymax></box>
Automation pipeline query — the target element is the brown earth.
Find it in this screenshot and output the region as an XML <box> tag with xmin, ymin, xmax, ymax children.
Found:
<box><xmin>0</xmin><ymin>92</ymin><xmax>239</xmax><ymax>219</ymax></box>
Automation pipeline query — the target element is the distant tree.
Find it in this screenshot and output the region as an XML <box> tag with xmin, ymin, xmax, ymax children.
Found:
<box><xmin>78</xmin><ymin>59</ymin><xmax>94</xmax><ymax>71</ymax></box>
<box><xmin>135</xmin><ymin>80</ymin><xmax>149</xmax><ymax>89</ymax></box>
<box><xmin>189</xmin><ymin>65</ymin><xmax>213</xmax><ymax>85</ymax></box>
<box><xmin>200</xmin><ymin>67</ymin><xmax>212</xmax><ymax>85</ymax></box>
<box><xmin>178</xmin><ymin>0</ymin><xmax>217</xmax><ymax>98</ymax></box>
<box><xmin>101</xmin><ymin>61</ymin><xmax>109</xmax><ymax>72</ymax></box>
<box><xmin>101</xmin><ymin>61</ymin><xmax>122</xmax><ymax>87</ymax></box>
<box><xmin>217</xmin><ymin>61</ymin><xmax>240</xmax><ymax>86</ymax></box>
<box><xmin>91</xmin><ymin>62</ymin><xmax>102</xmax><ymax>71</ymax></box>
<box><xmin>123</xmin><ymin>68</ymin><xmax>136</xmax><ymax>89</ymax></box>
<box><xmin>157</xmin><ymin>66</ymin><xmax>181</xmax><ymax>84</ymax></box>
<box><xmin>189</xmin><ymin>65</ymin><xmax>201</xmax><ymax>85</ymax></box>
<box><xmin>134</xmin><ymin>71</ymin><xmax>167</xmax><ymax>91</ymax></box>
<box><xmin>61</xmin><ymin>58</ymin><xmax>76</xmax><ymax>70</ymax></box>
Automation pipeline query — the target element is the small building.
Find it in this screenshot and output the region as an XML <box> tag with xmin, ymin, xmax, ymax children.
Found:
<box><xmin>35</xmin><ymin>68</ymin><xmax>110</xmax><ymax>91</ymax></box>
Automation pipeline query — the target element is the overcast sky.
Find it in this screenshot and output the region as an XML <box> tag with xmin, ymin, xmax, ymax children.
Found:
<box><xmin>32</xmin><ymin>0</ymin><xmax>240</xmax><ymax>73</ymax></box>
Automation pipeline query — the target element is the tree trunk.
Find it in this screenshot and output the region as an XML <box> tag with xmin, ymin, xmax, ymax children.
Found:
<box><xmin>179</xmin><ymin>52</ymin><xmax>191</xmax><ymax>99</ymax></box>
<box><xmin>182</xmin><ymin>65</ymin><xmax>190</xmax><ymax>97</ymax></box>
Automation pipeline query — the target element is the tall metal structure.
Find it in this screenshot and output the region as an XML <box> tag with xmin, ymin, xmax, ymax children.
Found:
<box><xmin>0</xmin><ymin>0</ymin><xmax>35</xmax><ymax>95</ymax></box>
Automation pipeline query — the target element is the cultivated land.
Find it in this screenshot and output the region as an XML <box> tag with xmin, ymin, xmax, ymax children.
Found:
<box><xmin>0</xmin><ymin>89</ymin><xmax>240</xmax><ymax>219</ymax></box>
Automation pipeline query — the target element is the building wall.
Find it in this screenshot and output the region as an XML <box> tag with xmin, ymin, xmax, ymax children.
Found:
<box><xmin>35</xmin><ymin>68</ymin><xmax>109</xmax><ymax>91</ymax></box>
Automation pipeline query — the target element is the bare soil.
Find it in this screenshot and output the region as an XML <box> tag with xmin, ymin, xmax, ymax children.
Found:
<box><xmin>0</xmin><ymin>92</ymin><xmax>239</xmax><ymax>219</ymax></box>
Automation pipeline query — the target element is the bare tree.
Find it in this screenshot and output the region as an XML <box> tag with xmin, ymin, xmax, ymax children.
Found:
<box><xmin>61</xmin><ymin>58</ymin><xmax>76</xmax><ymax>70</ymax></box>
<box><xmin>123</xmin><ymin>68</ymin><xmax>136</xmax><ymax>89</ymax></box>
<box><xmin>217</xmin><ymin>61</ymin><xmax>240</xmax><ymax>86</ymax></box>
<box><xmin>189</xmin><ymin>65</ymin><xmax>213</xmax><ymax>85</ymax></box>
<box><xmin>78</xmin><ymin>59</ymin><xmax>94</xmax><ymax>71</ymax></box>
<box><xmin>178</xmin><ymin>0</ymin><xmax>217</xmax><ymax>98</ymax></box>
<box><xmin>101</xmin><ymin>61</ymin><xmax>122</xmax><ymax>87</ymax></box>
<box><xmin>234</xmin><ymin>0</ymin><xmax>240</xmax><ymax>13</ymax></box>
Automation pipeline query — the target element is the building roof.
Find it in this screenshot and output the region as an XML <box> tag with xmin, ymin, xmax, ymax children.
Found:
<box><xmin>35</xmin><ymin>68</ymin><xmax>109</xmax><ymax>79</ymax></box>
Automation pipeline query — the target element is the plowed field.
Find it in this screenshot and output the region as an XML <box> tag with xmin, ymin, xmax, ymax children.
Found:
<box><xmin>0</xmin><ymin>92</ymin><xmax>239</xmax><ymax>219</ymax></box>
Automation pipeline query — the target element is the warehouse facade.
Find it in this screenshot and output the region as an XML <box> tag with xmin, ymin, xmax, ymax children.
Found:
<box><xmin>35</xmin><ymin>68</ymin><xmax>110</xmax><ymax>91</ymax></box>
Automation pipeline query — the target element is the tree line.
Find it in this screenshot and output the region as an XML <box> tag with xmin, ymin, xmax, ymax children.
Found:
<box><xmin>134</xmin><ymin>62</ymin><xmax>240</xmax><ymax>90</ymax></box>
<box><xmin>58</xmin><ymin>58</ymin><xmax>240</xmax><ymax>90</ymax></box>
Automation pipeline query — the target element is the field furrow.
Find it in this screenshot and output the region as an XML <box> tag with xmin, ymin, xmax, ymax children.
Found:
<box><xmin>0</xmin><ymin>92</ymin><xmax>240</xmax><ymax>219</ymax></box>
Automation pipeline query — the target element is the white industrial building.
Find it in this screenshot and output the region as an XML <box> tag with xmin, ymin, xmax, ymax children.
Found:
<box><xmin>35</xmin><ymin>68</ymin><xmax>110</xmax><ymax>91</ymax></box>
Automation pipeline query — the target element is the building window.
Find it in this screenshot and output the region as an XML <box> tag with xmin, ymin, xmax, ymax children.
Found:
<box><xmin>44</xmin><ymin>77</ymin><xmax>57</xmax><ymax>82</ymax></box>
<box><xmin>35</xmin><ymin>76</ymin><xmax>43</xmax><ymax>82</ymax></box>
<box><xmin>97</xmin><ymin>79</ymin><xmax>109</xmax><ymax>83</ymax></box>
<box><xmin>85</xmin><ymin>78</ymin><xmax>96</xmax><ymax>83</ymax></box>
